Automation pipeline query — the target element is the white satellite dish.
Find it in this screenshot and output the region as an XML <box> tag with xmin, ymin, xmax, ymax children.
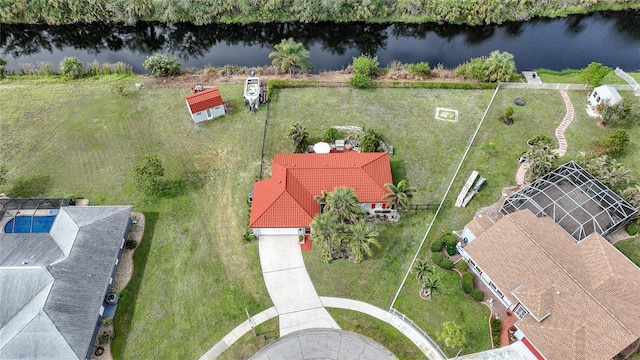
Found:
<box><xmin>313</xmin><ymin>142</ymin><xmax>331</xmax><ymax>154</ymax></box>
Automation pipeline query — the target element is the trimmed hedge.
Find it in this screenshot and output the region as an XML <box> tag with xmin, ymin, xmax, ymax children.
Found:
<box><xmin>457</xmin><ymin>260</ymin><xmax>469</xmax><ymax>272</ymax></box>
<box><xmin>470</xmin><ymin>289</ymin><xmax>484</xmax><ymax>301</ymax></box>
<box><xmin>430</xmin><ymin>237</ymin><xmax>444</xmax><ymax>252</ymax></box>
<box><xmin>491</xmin><ymin>318</ymin><xmax>502</xmax><ymax>348</ymax></box>
<box><xmin>372</xmin><ymin>81</ymin><xmax>497</xmax><ymax>89</ymax></box>
<box><xmin>442</xmin><ymin>233</ymin><xmax>458</xmax><ymax>247</ymax></box>
<box><xmin>446</xmin><ymin>244</ymin><xmax>457</xmax><ymax>256</ymax></box>
<box><xmin>432</xmin><ymin>252</ymin><xmax>454</xmax><ymax>269</ymax></box>
<box><xmin>461</xmin><ymin>272</ymin><xmax>475</xmax><ymax>294</ymax></box>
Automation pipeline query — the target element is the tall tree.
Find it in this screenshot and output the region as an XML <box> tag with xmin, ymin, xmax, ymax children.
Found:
<box><xmin>383</xmin><ymin>179</ymin><xmax>416</xmax><ymax>211</ymax></box>
<box><xmin>319</xmin><ymin>187</ymin><xmax>365</xmax><ymax>223</ymax></box>
<box><xmin>579</xmin><ymin>62</ymin><xmax>611</xmax><ymax>87</ymax></box>
<box><xmin>269</xmin><ymin>38</ymin><xmax>313</xmax><ymax>76</ymax></box>
<box><xmin>421</xmin><ymin>275</ymin><xmax>442</xmax><ymax>300</ymax></box>
<box><xmin>287</xmin><ymin>122</ymin><xmax>309</xmax><ymax>153</ymax></box>
<box><xmin>412</xmin><ymin>259</ymin><xmax>434</xmax><ymax>283</ymax></box>
<box><xmin>347</xmin><ymin>218</ymin><xmax>380</xmax><ymax>263</ymax></box>
<box><xmin>133</xmin><ymin>155</ymin><xmax>164</xmax><ymax>196</ymax></box>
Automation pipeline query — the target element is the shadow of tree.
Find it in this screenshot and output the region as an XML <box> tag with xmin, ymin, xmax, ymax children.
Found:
<box><xmin>111</xmin><ymin>211</ymin><xmax>158</xmax><ymax>358</ymax></box>
<box><xmin>159</xmin><ymin>167</ymin><xmax>207</xmax><ymax>199</ymax></box>
<box><xmin>8</xmin><ymin>175</ymin><xmax>51</xmax><ymax>197</ymax></box>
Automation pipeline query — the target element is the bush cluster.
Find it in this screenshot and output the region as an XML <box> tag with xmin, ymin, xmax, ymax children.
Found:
<box><xmin>491</xmin><ymin>318</ymin><xmax>502</xmax><ymax>348</ymax></box>
<box><xmin>431</xmin><ymin>252</ymin><xmax>454</xmax><ymax>269</ymax></box>
<box><xmin>60</xmin><ymin>57</ymin><xmax>84</xmax><ymax>79</ymax></box>
<box><xmin>456</xmin><ymin>260</ymin><xmax>469</xmax><ymax>272</ymax></box>
<box><xmin>627</xmin><ymin>223</ymin><xmax>638</xmax><ymax>236</ymax></box>
<box><xmin>349</xmin><ymin>55</ymin><xmax>379</xmax><ymax>89</ymax></box>
<box><xmin>405</xmin><ymin>62</ymin><xmax>431</xmax><ymax>77</ymax></box>
<box><xmin>598</xmin><ymin>129</ymin><xmax>629</xmax><ymax>157</ymax></box>
<box><xmin>456</xmin><ymin>50</ymin><xmax>516</xmax><ymax>82</ymax></box>
<box><xmin>461</xmin><ymin>271</ymin><xmax>484</xmax><ymax>301</ymax></box>
<box><xmin>143</xmin><ymin>53</ymin><xmax>182</xmax><ymax>77</ymax></box>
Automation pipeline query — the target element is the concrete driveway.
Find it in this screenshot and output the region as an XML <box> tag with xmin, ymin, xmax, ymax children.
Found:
<box><xmin>258</xmin><ymin>235</ymin><xmax>340</xmax><ymax>336</ymax></box>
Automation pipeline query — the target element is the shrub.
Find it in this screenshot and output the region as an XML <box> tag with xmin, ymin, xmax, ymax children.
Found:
<box><xmin>627</xmin><ymin>223</ymin><xmax>638</xmax><ymax>236</ymax></box>
<box><xmin>599</xmin><ymin>129</ymin><xmax>629</xmax><ymax>157</ymax></box>
<box><xmin>579</xmin><ymin>62</ymin><xmax>611</xmax><ymax>87</ymax></box>
<box><xmin>601</xmin><ymin>100</ymin><xmax>633</xmax><ymax>127</ymax></box>
<box><xmin>0</xmin><ymin>57</ymin><xmax>5</xmax><ymax>78</ymax></box>
<box><xmin>457</xmin><ymin>260</ymin><xmax>469</xmax><ymax>272</ymax></box>
<box><xmin>470</xmin><ymin>289</ymin><xmax>484</xmax><ymax>301</ymax></box>
<box><xmin>37</xmin><ymin>62</ymin><xmax>55</xmax><ymax>75</ymax></box>
<box><xmin>359</xmin><ymin>128</ymin><xmax>382</xmax><ymax>152</ymax></box>
<box><xmin>98</xmin><ymin>331</ymin><xmax>111</xmax><ymax>345</ymax></box>
<box><xmin>432</xmin><ymin>253</ymin><xmax>454</xmax><ymax>270</ymax></box>
<box><xmin>430</xmin><ymin>237</ymin><xmax>444</xmax><ymax>252</ymax></box>
<box><xmin>352</xmin><ymin>54</ymin><xmax>379</xmax><ymax>77</ymax></box>
<box><xmin>125</xmin><ymin>239</ymin><xmax>138</xmax><ymax>249</ymax></box>
<box><xmin>491</xmin><ymin>318</ymin><xmax>502</xmax><ymax>348</ymax></box>
<box><xmin>431</xmin><ymin>252</ymin><xmax>444</xmax><ymax>265</ymax></box>
<box><xmin>349</xmin><ymin>73</ymin><xmax>372</xmax><ymax>89</ymax></box>
<box><xmin>322</xmin><ymin>127</ymin><xmax>340</xmax><ymax>143</ymax></box>
<box><xmin>442</xmin><ymin>233</ymin><xmax>457</xmax><ymax>247</ymax></box>
<box><xmin>242</xmin><ymin>228</ymin><xmax>257</xmax><ymax>242</ymax></box>
<box><xmin>446</xmin><ymin>244</ymin><xmax>457</xmax><ymax>256</ymax></box>
<box><xmin>461</xmin><ymin>272</ymin><xmax>475</xmax><ymax>294</ymax></box>
<box><xmin>59</xmin><ymin>57</ymin><xmax>84</xmax><ymax>79</ymax></box>
<box><xmin>441</xmin><ymin>259</ymin><xmax>454</xmax><ymax>269</ymax></box>
<box><xmin>143</xmin><ymin>53</ymin><xmax>182</xmax><ymax>77</ymax></box>
<box><xmin>406</xmin><ymin>62</ymin><xmax>431</xmax><ymax>77</ymax></box>
<box><xmin>456</xmin><ymin>50</ymin><xmax>516</xmax><ymax>82</ymax></box>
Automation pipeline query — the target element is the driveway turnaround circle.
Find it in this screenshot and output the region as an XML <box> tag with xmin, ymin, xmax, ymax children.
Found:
<box><xmin>249</xmin><ymin>328</ymin><xmax>398</xmax><ymax>360</ymax></box>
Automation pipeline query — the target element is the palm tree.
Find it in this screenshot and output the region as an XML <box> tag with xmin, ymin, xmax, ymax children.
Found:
<box><xmin>421</xmin><ymin>275</ymin><xmax>442</xmax><ymax>300</ymax></box>
<box><xmin>322</xmin><ymin>187</ymin><xmax>364</xmax><ymax>223</ymax></box>
<box><xmin>269</xmin><ymin>38</ymin><xmax>313</xmax><ymax>76</ymax></box>
<box><xmin>525</xmin><ymin>144</ymin><xmax>557</xmax><ymax>182</ymax></box>
<box><xmin>347</xmin><ymin>218</ymin><xmax>380</xmax><ymax>263</ymax></box>
<box><xmin>623</xmin><ymin>185</ymin><xmax>640</xmax><ymax>208</ymax></box>
<box><xmin>412</xmin><ymin>259</ymin><xmax>434</xmax><ymax>283</ymax></box>
<box><xmin>383</xmin><ymin>179</ymin><xmax>416</xmax><ymax>211</ymax></box>
<box><xmin>310</xmin><ymin>212</ymin><xmax>342</xmax><ymax>261</ymax></box>
<box><xmin>287</xmin><ymin>122</ymin><xmax>309</xmax><ymax>153</ymax></box>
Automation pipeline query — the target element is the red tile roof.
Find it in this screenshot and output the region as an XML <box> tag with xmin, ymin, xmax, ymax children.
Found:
<box><xmin>250</xmin><ymin>152</ymin><xmax>392</xmax><ymax>228</ymax></box>
<box><xmin>185</xmin><ymin>88</ymin><xmax>224</xmax><ymax>114</ymax></box>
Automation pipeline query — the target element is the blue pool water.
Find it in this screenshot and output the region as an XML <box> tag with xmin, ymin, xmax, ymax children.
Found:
<box><xmin>4</xmin><ymin>216</ymin><xmax>57</xmax><ymax>233</ymax></box>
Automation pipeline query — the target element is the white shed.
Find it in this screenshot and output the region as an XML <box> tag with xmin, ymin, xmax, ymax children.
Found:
<box><xmin>185</xmin><ymin>87</ymin><xmax>225</xmax><ymax>123</ymax></box>
<box><xmin>588</xmin><ymin>85</ymin><xmax>622</xmax><ymax>108</ymax></box>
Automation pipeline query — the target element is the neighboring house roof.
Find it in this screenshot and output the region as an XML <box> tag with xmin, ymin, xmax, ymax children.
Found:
<box><xmin>0</xmin><ymin>205</ymin><xmax>132</xmax><ymax>360</ymax></box>
<box><xmin>592</xmin><ymin>85</ymin><xmax>622</xmax><ymax>106</ymax></box>
<box><xmin>250</xmin><ymin>152</ymin><xmax>392</xmax><ymax>228</ymax></box>
<box><xmin>185</xmin><ymin>88</ymin><xmax>224</xmax><ymax>114</ymax></box>
<box><xmin>464</xmin><ymin>210</ymin><xmax>640</xmax><ymax>360</ymax></box>
<box><xmin>464</xmin><ymin>215</ymin><xmax>494</xmax><ymax>238</ymax></box>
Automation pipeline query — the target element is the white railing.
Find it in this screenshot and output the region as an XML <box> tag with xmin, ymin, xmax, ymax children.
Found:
<box><xmin>498</xmin><ymin>82</ymin><xmax>590</xmax><ymax>90</ymax></box>
<box><xmin>389</xmin><ymin>308</ymin><xmax>448</xmax><ymax>359</ymax></box>
<box><xmin>615</xmin><ymin>67</ymin><xmax>640</xmax><ymax>96</ymax></box>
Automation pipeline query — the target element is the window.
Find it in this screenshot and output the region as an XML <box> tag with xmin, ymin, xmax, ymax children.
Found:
<box><xmin>475</xmin><ymin>265</ymin><xmax>482</xmax><ymax>274</ymax></box>
<box><xmin>514</xmin><ymin>304</ymin><xmax>529</xmax><ymax>319</ymax></box>
<box><xmin>490</xmin><ymin>282</ymin><xmax>497</xmax><ymax>290</ymax></box>
<box><xmin>496</xmin><ymin>289</ymin><xmax>504</xmax><ymax>297</ymax></box>
<box><xmin>469</xmin><ymin>259</ymin><xmax>476</xmax><ymax>266</ymax></box>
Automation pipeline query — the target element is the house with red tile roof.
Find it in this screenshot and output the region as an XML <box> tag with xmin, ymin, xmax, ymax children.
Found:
<box><xmin>249</xmin><ymin>152</ymin><xmax>393</xmax><ymax>238</ymax></box>
<box><xmin>185</xmin><ymin>88</ymin><xmax>225</xmax><ymax>123</ymax></box>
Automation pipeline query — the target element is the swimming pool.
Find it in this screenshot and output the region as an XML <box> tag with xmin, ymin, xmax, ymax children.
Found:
<box><xmin>4</xmin><ymin>216</ymin><xmax>57</xmax><ymax>233</ymax></box>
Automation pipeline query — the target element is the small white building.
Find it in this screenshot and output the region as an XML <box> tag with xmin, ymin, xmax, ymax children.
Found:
<box><xmin>185</xmin><ymin>88</ymin><xmax>225</xmax><ymax>123</ymax></box>
<box><xmin>588</xmin><ymin>85</ymin><xmax>622</xmax><ymax>108</ymax></box>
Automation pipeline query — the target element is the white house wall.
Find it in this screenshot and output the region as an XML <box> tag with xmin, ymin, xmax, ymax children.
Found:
<box><xmin>208</xmin><ymin>105</ymin><xmax>225</xmax><ymax>119</ymax></box>
<box><xmin>252</xmin><ymin>228</ymin><xmax>303</xmax><ymax>236</ymax></box>
<box><xmin>460</xmin><ymin>227</ymin><xmax>476</xmax><ymax>244</ymax></box>
<box><xmin>191</xmin><ymin>110</ymin><xmax>209</xmax><ymax>123</ymax></box>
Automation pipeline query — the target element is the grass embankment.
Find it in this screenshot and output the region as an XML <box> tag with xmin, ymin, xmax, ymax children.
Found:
<box><xmin>0</xmin><ymin>76</ymin><xmax>272</xmax><ymax>359</ymax></box>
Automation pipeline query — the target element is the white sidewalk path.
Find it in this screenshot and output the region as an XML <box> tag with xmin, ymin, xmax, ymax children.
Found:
<box><xmin>320</xmin><ymin>297</ymin><xmax>447</xmax><ymax>360</ymax></box>
<box><xmin>199</xmin><ymin>236</ymin><xmax>448</xmax><ymax>360</ymax></box>
<box><xmin>259</xmin><ymin>235</ymin><xmax>340</xmax><ymax>335</ymax></box>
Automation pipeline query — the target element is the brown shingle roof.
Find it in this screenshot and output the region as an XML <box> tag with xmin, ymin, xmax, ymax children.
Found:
<box><xmin>464</xmin><ymin>210</ymin><xmax>640</xmax><ymax>360</ymax></box>
<box><xmin>465</xmin><ymin>215</ymin><xmax>494</xmax><ymax>238</ymax></box>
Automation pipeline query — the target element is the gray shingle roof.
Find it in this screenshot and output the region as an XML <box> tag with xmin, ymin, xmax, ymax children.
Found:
<box><xmin>0</xmin><ymin>205</ymin><xmax>131</xmax><ymax>360</ymax></box>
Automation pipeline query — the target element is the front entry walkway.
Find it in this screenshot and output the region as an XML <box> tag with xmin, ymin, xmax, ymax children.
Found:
<box><xmin>258</xmin><ymin>235</ymin><xmax>340</xmax><ymax>335</ymax></box>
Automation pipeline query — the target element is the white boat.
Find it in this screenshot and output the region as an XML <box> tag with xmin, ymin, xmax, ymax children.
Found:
<box><xmin>243</xmin><ymin>76</ymin><xmax>261</xmax><ymax>112</ymax></box>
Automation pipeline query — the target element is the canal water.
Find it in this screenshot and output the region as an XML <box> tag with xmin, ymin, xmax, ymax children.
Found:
<box><xmin>1</xmin><ymin>10</ymin><xmax>639</xmax><ymax>73</ymax></box>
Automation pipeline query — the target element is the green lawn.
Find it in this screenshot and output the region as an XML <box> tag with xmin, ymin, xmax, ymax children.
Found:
<box><xmin>2</xmin><ymin>76</ymin><xmax>639</xmax><ymax>360</ymax></box>
<box><xmin>0</xmin><ymin>76</ymin><xmax>273</xmax><ymax>359</ymax></box>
